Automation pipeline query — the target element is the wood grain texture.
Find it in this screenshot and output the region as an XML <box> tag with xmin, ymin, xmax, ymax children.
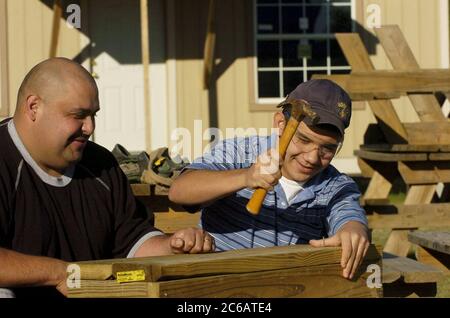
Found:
<box><xmin>415</xmin><ymin>246</ymin><xmax>450</xmax><ymax>272</ymax></box>
<box><xmin>313</xmin><ymin>70</ymin><xmax>450</xmax><ymax>100</ymax></box>
<box><xmin>375</xmin><ymin>25</ymin><xmax>445</xmax><ymax>122</ymax></box>
<box><xmin>367</xmin><ymin>203</ymin><xmax>450</xmax><ymax>229</ymax></box>
<box><xmin>408</xmin><ymin>231</ymin><xmax>450</xmax><ymax>255</ymax></box>
<box><xmin>111</xmin><ymin>245</ymin><xmax>381</xmax><ymax>282</ymax></box>
<box><xmin>382</xmin><ymin>252</ymin><xmax>444</xmax><ymax>284</ymax></box>
<box><xmin>336</xmin><ymin>33</ymin><xmax>408</xmax><ymax>144</ymax></box>
<box><xmin>69</xmin><ymin>261</ymin><xmax>381</xmax><ymax>298</ymax></box>
<box><xmin>354</xmin><ymin>150</ymin><xmax>427</xmax><ymax>162</ymax></box>
<box><xmin>398</xmin><ymin>161</ymin><xmax>450</xmax><ymax>184</ymax></box>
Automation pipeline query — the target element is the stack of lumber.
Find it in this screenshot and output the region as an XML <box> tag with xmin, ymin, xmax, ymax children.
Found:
<box><xmin>68</xmin><ymin>244</ymin><xmax>382</xmax><ymax>298</ymax></box>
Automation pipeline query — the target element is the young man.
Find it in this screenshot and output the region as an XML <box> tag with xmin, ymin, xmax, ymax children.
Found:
<box><xmin>0</xmin><ymin>58</ymin><xmax>214</xmax><ymax>298</ymax></box>
<box><xmin>169</xmin><ymin>79</ymin><xmax>369</xmax><ymax>280</ymax></box>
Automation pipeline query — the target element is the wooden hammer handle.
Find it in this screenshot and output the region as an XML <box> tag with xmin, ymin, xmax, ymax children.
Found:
<box><xmin>246</xmin><ymin>117</ymin><xmax>301</xmax><ymax>215</ymax></box>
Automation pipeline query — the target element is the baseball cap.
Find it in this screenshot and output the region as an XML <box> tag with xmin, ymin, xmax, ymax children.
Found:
<box><xmin>280</xmin><ymin>79</ymin><xmax>352</xmax><ymax>136</ymax></box>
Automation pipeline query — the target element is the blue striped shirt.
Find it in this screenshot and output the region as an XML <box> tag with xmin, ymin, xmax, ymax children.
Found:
<box><xmin>187</xmin><ymin>134</ymin><xmax>368</xmax><ymax>251</ymax></box>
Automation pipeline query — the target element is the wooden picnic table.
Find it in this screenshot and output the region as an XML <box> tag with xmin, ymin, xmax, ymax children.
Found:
<box><xmin>409</xmin><ymin>231</ymin><xmax>450</xmax><ymax>273</ymax></box>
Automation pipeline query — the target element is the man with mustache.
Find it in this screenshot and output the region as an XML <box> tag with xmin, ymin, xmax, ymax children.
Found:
<box><xmin>0</xmin><ymin>58</ymin><xmax>214</xmax><ymax>298</ymax></box>
<box><xmin>169</xmin><ymin>79</ymin><xmax>369</xmax><ymax>280</ymax></box>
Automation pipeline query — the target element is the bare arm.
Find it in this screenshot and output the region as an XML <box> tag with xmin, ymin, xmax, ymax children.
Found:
<box><xmin>0</xmin><ymin>247</ymin><xmax>68</xmax><ymax>290</ymax></box>
<box><xmin>168</xmin><ymin>169</ymin><xmax>248</xmax><ymax>205</ymax></box>
<box><xmin>169</xmin><ymin>149</ymin><xmax>282</xmax><ymax>206</ymax></box>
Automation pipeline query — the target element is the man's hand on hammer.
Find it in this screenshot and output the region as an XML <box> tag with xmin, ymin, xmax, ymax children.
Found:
<box><xmin>245</xmin><ymin>148</ymin><xmax>282</xmax><ymax>192</ymax></box>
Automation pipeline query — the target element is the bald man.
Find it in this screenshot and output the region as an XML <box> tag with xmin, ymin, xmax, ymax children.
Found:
<box><xmin>0</xmin><ymin>58</ymin><xmax>214</xmax><ymax>298</ymax></box>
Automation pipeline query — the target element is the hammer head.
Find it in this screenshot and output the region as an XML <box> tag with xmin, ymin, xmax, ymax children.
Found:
<box><xmin>278</xmin><ymin>99</ymin><xmax>319</xmax><ymax>125</ymax></box>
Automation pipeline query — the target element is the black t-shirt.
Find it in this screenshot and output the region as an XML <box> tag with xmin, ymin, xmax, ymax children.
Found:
<box><xmin>0</xmin><ymin>119</ymin><xmax>159</xmax><ymax>296</ymax></box>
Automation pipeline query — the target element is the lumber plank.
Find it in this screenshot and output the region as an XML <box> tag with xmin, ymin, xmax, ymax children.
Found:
<box><xmin>415</xmin><ymin>246</ymin><xmax>450</xmax><ymax>272</ymax></box>
<box><xmin>375</xmin><ymin>25</ymin><xmax>445</xmax><ymax>122</ymax></box>
<box><xmin>363</xmin><ymin>172</ymin><xmax>392</xmax><ymax>204</ymax></box>
<box><xmin>336</xmin><ymin>33</ymin><xmax>408</xmax><ymax>143</ymax></box>
<box><xmin>404</xmin><ymin>185</ymin><xmax>436</xmax><ymax>205</ymax></box>
<box><xmin>367</xmin><ymin>203</ymin><xmax>450</xmax><ymax>229</ymax></box>
<box><xmin>384</xmin><ymin>231</ymin><xmax>412</xmax><ymax>257</ymax></box>
<box><xmin>111</xmin><ymin>245</ymin><xmax>381</xmax><ymax>282</ymax></box>
<box><xmin>398</xmin><ymin>161</ymin><xmax>450</xmax><ymax>184</ymax></box>
<box><xmin>404</xmin><ymin>122</ymin><xmax>450</xmax><ymax>145</ymax></box>
<box><xmin>154</xmin><ymin>211</ymin><xmax>200</xmax><ymax>234</ymax></box>
<box><xmin>360</xmin><ymin>144</ymin><xmax>441</xmax><ymax>153</ymax></box>
<box><xmin>355</xmin><ymin>150</ymin><xmax>427</xmax><ymax>162</ymax></box>
<box><xmin>312</xmin><ymin>70</ymin><xmax>450</xmax><ymax>100</ymax></box>
<box><xmin>382</xmin><ymin>252</ymin><xmax>444</xmax><ymax>284</ymax></box>
<box><xmin>408</xmin><ymin>231</ymin><xmax>450</xmax><ymax>255</ymax></box>
<box><xmin>428</xmin><ymin>153</ymin><xmax>450</xmax><ymax>161</ymax></box>
<box><xmin>383</xmin><ymin>185</ymin><xmax>436</xmax><ymax>256</ymax></box>
<box><xmin>69</xmin><ymin>262</ymin><xmax>381</xmax><ymax>298</ymax></box>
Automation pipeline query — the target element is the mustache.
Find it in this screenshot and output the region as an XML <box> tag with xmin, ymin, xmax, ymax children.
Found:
<box><xmin>67</xmin><ymin>133</ymin><xmax>90</xmax><ymax>145</ymax></box>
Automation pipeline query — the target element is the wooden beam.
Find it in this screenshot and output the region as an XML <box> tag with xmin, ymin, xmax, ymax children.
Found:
<box><xmin>360</xmin><ymin>144</ymin><xmax>441</xmax><ymax>153</ymax></box>
<box><xmin>354</xmin><ymin>149</ymin><xmax>427</xmax><ymax>162</ymax></box>
<box><xmin>408</xmin><ymin>231</ymin><xmax>450</xmax><ymax>255</ymax></box>
<box><xmin>49</xmin><ymin>0</ymin><xmax>62</xmax><ymax>58</ymax></box>
<box><xmin>69</xmin><ymin>261</ymin><xmax>381</xmax><ymax>298</ymax></box>
<box><xmin>111</xmin><ymin>245</ymin><xmax>381</xmax><ymax>282</ymax></box>
<box><xmin>203</xmin><ymin>0</ymin><xmax>216</xmax><ymax>89</ymax></box>
<box><xmin>367</xmin><ymin>203</ymin><xmax>450</xmax><ymax>229</ymax></box>
<box><xmin>312</xmin><ymin>70</ymin><xmax>450</xmax><ymax>100</ymax></box>
<box><xmin>398</xmin><ymin>161</ymin><xmax>450</xmax><ymax>184</ymax></box>
<box><xmin>363</xmin><ymin>172</ymin><xmax>392</xmax><ymax>204</ymax></box>
<box><xmin>415</xmin><ymin>246</ymin><xmax>450</xmax><ymax>272</ymax></box>
<box><xmin>140</xmin><ymin>0</ymin><xmax>152</xmax><ymax>152</ymax></box>
<box><xmin>403</xmin><ymin>122</ymin><xmax>450</xmax><ymax>145</ymax></box>
<box><xmin>382</xmin><ymin>252</ymin><xmax>444</xmax><ymax>283</ymax></box>
<box><xmin>336</xmin><ymin>33</ymin><xmax>408</xmax><ymax>144</ymax></box>
<box><xmin>375</xmin><ymin>25</ymin><xmax>445</xmax><ymax>122</ymax></box>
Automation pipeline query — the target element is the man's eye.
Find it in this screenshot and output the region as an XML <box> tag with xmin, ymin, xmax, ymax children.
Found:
<box><xmin>323</xmin><ymin>145</ymin><xmax>338</xmax><ymax>152</ymax></box>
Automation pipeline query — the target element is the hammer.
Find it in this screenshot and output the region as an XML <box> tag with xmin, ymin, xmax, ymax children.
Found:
<box><xmin>246</xmin><ymin>99</ymin><xmax>319</xmax><ymax>215</ymax></box>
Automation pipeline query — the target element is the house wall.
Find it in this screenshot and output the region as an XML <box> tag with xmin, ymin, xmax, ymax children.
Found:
<box><xmin>1</xmin><ymin>0</ymin><xmax>447</xmax><ymax>169</ymax></box>
<box><xmin>171</xmin><ymin>0</ymin><xmax>448</xmax><ymax>167</ymax></box>
<box><xmin>3</xmin><ymin>0</ymin><xmax>81</xmax><ymax>120</ymax></box>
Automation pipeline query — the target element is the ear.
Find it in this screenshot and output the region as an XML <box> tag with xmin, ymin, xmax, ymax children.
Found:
<box><xmin>24</xmin><ymin>95</ymin><xmax>41</xmax><ymax>122</ymax></box>
<box><xmin>273</xmin><ymin>111</ymin><xmax>286</xmax><ymax>136</ymax></box>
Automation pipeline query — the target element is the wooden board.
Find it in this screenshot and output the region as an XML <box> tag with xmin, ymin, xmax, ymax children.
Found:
<box><xmin>111</xmin><ymin>245</ymin><xmax>381</xmax><ymax>282</ymax></box>
<box><xmin>382</xmin><ymin>252</ymin><xmax>444</xmax><ymax>284</ymax></box>
<box><xmin>360</xmin><ymin>144</ymin><xmax>441</xmax><ymax>153</ymax></box>
<box><xmin>336</xmin><ymin>33</ymin><xmax>408</xmax><ymax>144</ymax></box>
<box><xmin>154</xmin><ymin>211</ymin><xmax>200</xmax><ymax>234</ymax></box>
<box><xmin>375</xmin><ymin>25</ymin><xmax>445</xmax><ymax>122</ymax></box>
<box><xmin>354</xmin><ymin>150</ymin><xmax>427</xmax><ymax>162</ymax></box>
<box><xmin>367</xmin><ymin>203</ymin><xmax>450</xmax><ymax>229</ymax></box>
<box><xmin>313</xmin><ymin>70</ymin><xmax>450</xmax><ymax>100</ymax></box>
<box><xmin>69</xmin><ymin>262</ymin><xmax>381</xmax><ymax>298</ymax></box>
<box><xmin>415</xmin><ymin>246</ymin><xmax>450</xmax><ymax>272</ymax></box>
<box><xmin>408</xmin><ymin>231</ymin><xmax>450</xmax><ymax>255</ymax></box>
<box><xmin>404</xmin><ymin>122</ymin><xmax>450</xmax><ymax>145</ymax></box>
<box><xmin>76</xmin><ymin>245</ymin><xmax>381</xmax><ymax>283</ymax></box>
<box><xmin>363</xmin><ymin>172</ymin><xmax>392</xmax><ymax>204</ymax></box>
<box><xmin>398</xmin><ymin>161</ymin><xmax>450</xmax><ymax>184</ymax></box>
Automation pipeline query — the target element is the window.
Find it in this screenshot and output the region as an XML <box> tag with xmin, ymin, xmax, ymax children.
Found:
<box><xmin>254</xmin><ymin>0</ymin><xmax>353</xmax><ymax>103</ymax></box>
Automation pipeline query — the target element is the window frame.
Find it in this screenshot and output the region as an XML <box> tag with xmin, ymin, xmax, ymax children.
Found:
<box><xmin>249</xmin><ymin>0</ymin><xmax>355</xmax><ymax>111</ymax></box>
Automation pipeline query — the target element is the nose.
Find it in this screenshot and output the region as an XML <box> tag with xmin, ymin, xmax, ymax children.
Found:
<box><xmin>82</xmin><ymin>115</ymin><xmax>95</xmax><ymax>136</ymax></box>
<box><xmin>303</xmin><ymin>146</ymin><xmax>321</xmax><ymax>165</ymax></box>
